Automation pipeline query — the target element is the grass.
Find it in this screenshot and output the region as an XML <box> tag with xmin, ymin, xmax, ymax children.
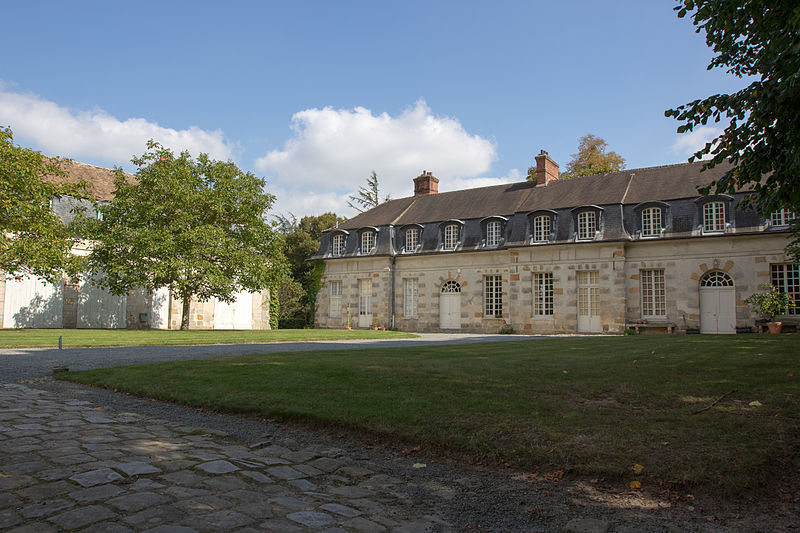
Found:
<box><xmin>0</xmin><ymin>328</ymin><xmax>415</xmax><ymax>348</ymax></box>
<box><xmin>60</xmin><ymin>334</ymin><xmax>799</xmax><ymax>491</ymax></box>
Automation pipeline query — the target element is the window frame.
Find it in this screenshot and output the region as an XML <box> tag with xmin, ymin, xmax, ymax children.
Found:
<box><xmin>702</xmin><ymin>201</ymin><xmax>726</xmax><ymax>233</ymax></box>
<box><xmin>640</xmin><ymin>268</ymin><xmax>666</xmax><ymax>318</ymax></box>
<box><xmin>771</xmin><ymin>263</ymin><xmax>799</xmax><ymax>315</ymax></box>
<box><xmin>532</xmin><ymin>272</ymin><xmax>554</xmax><ymax>316</ymax></box>
<box><xmin>485</xmin><ymin>220</ymin><xmax>502</xmax><ymax>247</ymax></box>
<box><xmin>360</xmin><ymin>230</ymin><xmax>375</xmax><ymax>254</ymax></box>
<box><xmin>331</xmin><ymin>234</ymin><xmax>345</xmax><ymax>256</ymax></box>
<box><xmin>577</xmin><ymin>211</ymin><xmax>596</xmax><ymax>240</ymax></box>
<box><xmin>484</xmin><ymin>275</ymin><xmax>503</xmax><ymax>317</ymax></box>
<box><xmin>641</xmin><ymin>207</ymin><xmax>662</xmax><ymax>238</ymax></box>
<box><xmin>771</xmin><ymin>209</ymin><xmax>797</xmax><ymax>227</ymax></box>
<box><xmin>443</xmin><ymin>224</ymin><xmax>460</xmax><ymax>250</ymax></box>
<box><xmin>403</xmin><ymin>278</ymin><xmax>419</xmax><ymax>318</ymax></box>
<box><xmin>533</xmin><ymin>214</ymin><xmax>551</xmax><ymax>243</ymax></box>
<box><xmin>329</xmin><ymin>280</ymin><xmax>342</xmax><ymax>318</ymax></box>
<box><xmin>405</xmin><ymin>227</ymin><xmax>420</xmax><ymax>252</ymax></box>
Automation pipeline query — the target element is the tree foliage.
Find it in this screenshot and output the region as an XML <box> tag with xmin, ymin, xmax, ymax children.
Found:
<box><xmin>666</xmin><ymin>1</ymin><xmax>800</xmax><ymax>228</ymax></box>
<box><xmin>347</xmin><ymin>171</ymin><xmax>389</xmax><ymax>212</ymax></box>
<box><xmin>0</xmin><ymin>127</ymin><xmax>89</xmax><ymax>283</ymax></box>
<box><xmin>561</xmin><ymin>134</ymin><xmax>626</xmax><ymax>179</ymax></box>
<box><xmin>275</xmin><ymin>212</ymin><xmax>346</xmax><ymax>325</ymax></box>
<box><xmin>86</xmin><ymin>140</ymin><xmax>287</xmax><ymax>330</ymax></box>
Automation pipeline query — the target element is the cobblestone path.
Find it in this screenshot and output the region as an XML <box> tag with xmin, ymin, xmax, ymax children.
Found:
<box><xmin>0</xmin><ymin>383</ymin><xmax>443</xmax><ymax>532</ymax></box>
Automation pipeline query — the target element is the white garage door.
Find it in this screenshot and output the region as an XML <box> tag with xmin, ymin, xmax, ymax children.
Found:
<box><xmin>3</xmin><ymin>275</ymin><xmax>64</xmax><ymax>328</ymax></box>
<box><xmin>214</xmin><ymin>291</ymin><xmax>253</xmax><ymax>330</ymax></box>
<box><xmin>699</xmin><ymin>271</ymin><xmax>736</xmax><ymax>334</ymax></box>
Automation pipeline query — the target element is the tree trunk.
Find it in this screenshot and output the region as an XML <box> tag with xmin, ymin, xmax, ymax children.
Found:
<box><xmin>180</xmin><ymin>293</ymin><xmax>191</xmax><ymax>330</ymax></box>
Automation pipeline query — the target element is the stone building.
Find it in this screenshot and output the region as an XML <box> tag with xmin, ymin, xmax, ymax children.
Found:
<box><xmin>0</xmin><ymin>160</ymin><xmax>270</xmax><ymax>330</ymax></box>
<box><xmin>313</xmin><ymin>152</ymin><xmax>797</xmax><ymax>334</ymax></box>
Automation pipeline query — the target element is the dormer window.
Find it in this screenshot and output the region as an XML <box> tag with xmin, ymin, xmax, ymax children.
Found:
<box><xmin>331</xmin><ymin>234</ymin><xmax>345</xmax><ymax>256</ymax></box>
<box><xmin>360</xmin><ymin>230</ymin><xmax>375</xmax><ymax>253</ymax></box>
<box><xmin>486</xmin><ymin>221</ymin><xmax>502</xmax><ymax>247</ymax></box>
<box><xmin>641</xmin><ymin>207</ymin><xmax>662</xmax><ymax>237</ymax></box>
<box><xmin>533</xmin><ymin>215</ymin><xmax>550</xmax><ymax>242</ymax></box>
<box><xmin>577</xmin><ymin>211</ymin><xmax>596</xmax><ymax>240</ymax></box>
<box><xmin>771</xmin><ymin>209</ymin><xmax>797</xmax><ymax>227</ymax></box>
<box><xmin>444</xmin><ymin>224</ymin><xmax>459</xmax><ymax>250</ymax></box>
<box><xmin>703</xmin><ymin>201</ymin><xmax>725</xmax><ymax>233</ymax></box>
<box><xmin>405</xmin><ymin>227</ymin><xmax>419</xmax><ymax>251</ymax></box>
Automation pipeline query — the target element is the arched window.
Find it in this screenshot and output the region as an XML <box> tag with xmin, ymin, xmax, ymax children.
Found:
<box><xmin>441</xmin><ymin>280</ymin><xmax>461</xmax><ymax>293</ymax></box>
<box><xmin>360</xmin><ymin>230</ymin><xmax>375</xmax><ymax>253</ymax></box>
<box><xmin>486</xmin><ymin>220</ymin><xmax>502</xmax><ymax>247</ymax></box>
<box><xmin>405</xmin><ymin>227</ymin><xmax>419</xmax><ymax>250</ymax></box>
<box><xmin>577</xmin><ymin>211</ymin><xmax>596</xmax><ymax>240</ymax></box>
<box><xmin>700</xmin><ymin>271</ymin><xmax>734</xmax><ymax>287</ymax></box>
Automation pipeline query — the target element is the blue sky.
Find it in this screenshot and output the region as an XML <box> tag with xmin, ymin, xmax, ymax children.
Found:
<box><xmin>1</xmin><ymin>1</ymin><xmax>745</xmax><ymax>218</ymax></box>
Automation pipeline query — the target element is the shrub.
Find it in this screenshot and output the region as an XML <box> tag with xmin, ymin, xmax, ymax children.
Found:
<box><xmin>278</xmin><ymin>317</ymin><xmax>306</xmax><ymax>329</ymax></box>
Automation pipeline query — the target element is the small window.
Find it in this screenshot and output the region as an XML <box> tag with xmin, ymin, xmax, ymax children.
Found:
<box><xmin>329</xmin><ymin>281</ymin><xmax>342</xmax><ymax>318</ymax></box>
<box><xmin>404</xmin><ymin>278</ymin><xmax>418</xmax><ymax>318</ymax></box>
<box><xmin>405</xmin><ymin>227</ymin><xmax>419</xmax><ymax>251</ymax></box>
<box><xmin>331</xmin><ymin>234</ymin><xmax>345</xmax><ymax>256</ymax></box>
<box><xmin>533</xmin><ymin>272</ymin><xmax>553</xmax><ymax>316</ymax></box>
<box><xmin>361</xmin><ymin>231</ymin><xmax>375</xmax><ymax>253</ymax></box>
<box><xmin>533</xmin><ymin>215</ymin><xmax>550</xmax><ymax>242</ymax></box>
<box><xmin>486</xmin><ymin>221</ymin><xmax>502</xmax><ymax>247</ymax></box>
<box><xmin>640</xmin><ymin>269</ymin><xmax>666</xmax><ymax>317</ymax></box>
<box><xmin>771</xmin><ymin>209</ymin><xmax>797</xmax><ymax>227</ymax></box>
<box><xmin>641</xmin><ymin>207</ymin><xmax>662</xmax><ymax>237</ymax></box>
<box><xmin>771</xmin><ymin>264</ymin><xmax>799</xmax><ymax>315</ymax></box>
<box><xmin>577</xmin><ymin>211</ymin><xmax>596</xmax><ymax>240</ymax></box>
<box><xmin>484</xmin><ymin>275</ymin><xmax>503</xmax><ymax>317</ymax></box>
<box><xmin>444</xmin><ymin>224</ymin><xmax>459</xmax><ymax>250</ymax></box>
<box><xmin>703</xmin><ymin>202</ymin><xmax>725</xmax><ymax>233</ymax></box>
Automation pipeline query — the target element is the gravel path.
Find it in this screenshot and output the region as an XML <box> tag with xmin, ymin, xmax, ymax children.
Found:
<box><xmin>2</xmin><ymin>335</ymin><xmax>797</xmax><ymax>532</ymax></box>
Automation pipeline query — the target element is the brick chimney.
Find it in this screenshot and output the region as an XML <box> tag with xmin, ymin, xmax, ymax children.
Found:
<box><xmin>413</xmin><ymin>170</ymin><xmax>439</xmax><ymax>195</ymax></box>
<box><xmin>534</xmin><ymin>150</ymin><xmax>559</xmax><ymax>186</ymax></box>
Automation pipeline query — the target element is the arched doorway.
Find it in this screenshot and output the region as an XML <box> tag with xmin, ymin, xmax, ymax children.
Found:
<box><xmin>699</xmin><ymin>271</ymin><xmax>736</xmax><ymax>334</ymax></box>
<box><xmin>439</xmin><ymin>281</ymin><xmax>461</xmax><ymax>329</ymax></box>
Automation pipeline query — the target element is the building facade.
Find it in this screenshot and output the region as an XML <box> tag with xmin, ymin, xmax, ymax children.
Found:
<box><xmin>0</xmin><ymin>160</ymin><xmax>270</xmax><ymax>330</ymax></box>
<box><xmin>313</xmin><ymin>153</ymin><xmax>797</xmax><ymax>334</ymax></box>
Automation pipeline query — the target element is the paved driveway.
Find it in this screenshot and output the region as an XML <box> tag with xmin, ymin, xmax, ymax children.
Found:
<box><xmin>0</xmin><ymin>334</ymin><xmax>538</xmax><ymax>533</ymax></box>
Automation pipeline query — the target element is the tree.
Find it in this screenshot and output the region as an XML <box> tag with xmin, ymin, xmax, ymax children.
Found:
<box><xmin>560</xmin><ymin>134</ymin><xmax>626</xmax><ymax>179</ymax></box>
<box><xmin>666</xmin><ymin>1</ymin><xmax>800</xmax><ymax>258</ymax></box>
<box><xmin>347</xmin><ymin>171</ymin><xmax>390</xmax><ymax>212</ymax></box>
<box><xmin>0</xmin><ymin>126</ymin><xmax>89</xmax><ymax>283</ymax></box>
<box><xmin>86</xmin><ymin>140</ymin><xmax>287</xmax><ymax>330</ymax></box>
<box><xmin>275</xmin><ymin>212</ymin><xmax>346</xmax><ymax>325</ymax></box>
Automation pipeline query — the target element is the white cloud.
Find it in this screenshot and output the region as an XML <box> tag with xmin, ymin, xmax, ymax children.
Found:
<box><xmin>0</xmin><ymin>85</ymin><xmax>237</xmax><ymax>166</ymax></box>
<box><xmin>255</xmin><ymin>100</ymin><xmax>498</xmax><ymax>207</ymax></box>
<box><xmin>671</xmin><ymin>126</ymin><xmax>723</xmax><ymax>159</ymax></box>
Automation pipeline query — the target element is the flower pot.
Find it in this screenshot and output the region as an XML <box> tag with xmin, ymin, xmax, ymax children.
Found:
<box><xmin>346</xmin><ymin>326</ymin><xmax>352</xmax><ymax>330</ymax></box>
<box><xmin>371</xmin><ymin>326</ymin><xmax>378</xmax><ymax>330</ymax></box>
<box><xmin>767</xmin><ymin>321</ymin><xmax>783</xmax><ymax>334</ymax></box>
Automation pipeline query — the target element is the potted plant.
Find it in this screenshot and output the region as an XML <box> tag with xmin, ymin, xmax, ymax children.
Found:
<box><xmin>371</xmin><ymin>317</ymin><xmax>380</xmax><ymax>330</ymax></box>
<box><xmin>746</xmin><ymin>284</ymin><xmax>795</xmax><ymax>333</ymax></box>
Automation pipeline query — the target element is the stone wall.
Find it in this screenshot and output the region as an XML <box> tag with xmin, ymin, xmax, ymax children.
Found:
<box><xmin>315</xmin><ymin>234</ymin><xmax>793</xmax><ymax>334</ymax></box>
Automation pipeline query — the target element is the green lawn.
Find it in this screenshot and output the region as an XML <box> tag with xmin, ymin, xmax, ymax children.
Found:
<box><xmin>0</xmin><ymin>328</ymin><xmax>415</xmax><ymax>348</ymax></box>
<box><xmin>60</xmin><ymin>335</ymin><xmax>799</xmax><ymax>491</ymax></box>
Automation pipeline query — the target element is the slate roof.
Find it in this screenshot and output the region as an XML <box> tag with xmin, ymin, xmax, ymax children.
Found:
<box><xmin>337</xmin><ymin>161</ymin><xmax>736</xmax><ymax>230</ymax></box>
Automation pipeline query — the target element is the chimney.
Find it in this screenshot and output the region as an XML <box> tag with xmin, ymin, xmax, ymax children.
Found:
<box><xmin>534</xmin><ymin>150</ymin><xmax>559</xmax><ymax>186</ymax></box>
<box><xmin>413</xmin><ymin>170</ymin><xmax>439</xmax><ymax>195</ymax></box>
